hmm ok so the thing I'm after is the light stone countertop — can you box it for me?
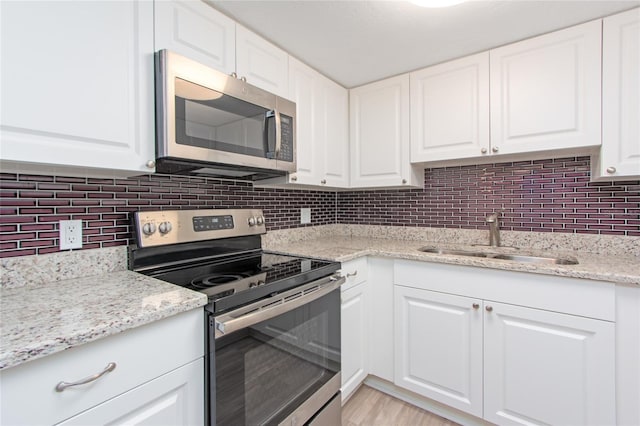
[266,236,640,286]
[0,270,207,371]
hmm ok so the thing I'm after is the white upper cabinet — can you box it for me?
[411,53,490,162]
[155,2,288,98]
[350,75,423,188]
[322,79,350,187]
[490,20,602,155]
[236,25,289,99]
[595,8,640,180]
[286,58,349,188]
[154,0,236,75]
[0,1,155,177]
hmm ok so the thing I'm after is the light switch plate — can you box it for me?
[300,208,311,224]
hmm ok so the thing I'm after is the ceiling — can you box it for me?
[209,0,639,88]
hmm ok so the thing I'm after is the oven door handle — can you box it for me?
[214,274,345,339]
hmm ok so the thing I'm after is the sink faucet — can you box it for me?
[486,212,501,247]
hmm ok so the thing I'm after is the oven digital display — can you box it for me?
[192,215,234,232]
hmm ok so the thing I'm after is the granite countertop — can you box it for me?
[0,270,207,371]
[267,236,640,286]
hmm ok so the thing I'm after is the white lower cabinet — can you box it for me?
[483,301,615,426]
[393,261,616,425]
[394,287,483,417]
[340,258,369,402]
[0,309,204,426]
[58,359,203,426]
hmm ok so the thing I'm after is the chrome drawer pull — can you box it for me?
[55,362,116,392]
[346,270,358,278]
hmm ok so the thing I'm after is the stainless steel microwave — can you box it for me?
[154,50,296,180]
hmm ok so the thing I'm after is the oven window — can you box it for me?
[213,290,340,425]
[174,77,274,158]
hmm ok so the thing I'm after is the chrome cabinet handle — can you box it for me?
[402,179,407,184]
[492,146,499,153]
[55,362,116,392]
[472,303,480,309]
[230,72,238,78]
[346,270,358,278]
[290,175,298,182]
[240,76,247,82]
[486,305,493,312]
[481,148,488,154]
[606,166,617,174]
[145,160,155,169]
[321,179,327,184]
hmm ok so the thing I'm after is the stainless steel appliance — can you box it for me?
[129,209,343,425]
[155,50,296,180]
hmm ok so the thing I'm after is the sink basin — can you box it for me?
[419,248,488,258]
[490,254,578,265]
[418,247,578,265]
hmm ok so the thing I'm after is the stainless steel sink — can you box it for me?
[419,248,488,258]
[418,247,578,265]
[490,254,578,265]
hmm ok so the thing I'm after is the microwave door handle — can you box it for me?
[274,109,282,157]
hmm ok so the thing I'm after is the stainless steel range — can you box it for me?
[129,209,344,426]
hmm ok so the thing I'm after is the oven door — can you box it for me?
[208,275,344,426]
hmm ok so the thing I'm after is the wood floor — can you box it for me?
[342,385,460,426]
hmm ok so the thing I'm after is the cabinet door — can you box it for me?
[154,0,236,75]
[598,8,640,179]
[0,1,155,176]
[394,286,483,417]
[288,57,322,185]
[236,25,289,99]
[58,359,204,426]
[411,53,490,162]
[341,281,369,402]
[484,302,615,426]
[490,20,602,155]
[350,75,422,188]
[321,79,350,188]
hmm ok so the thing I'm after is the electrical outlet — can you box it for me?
[59,220,83,250]
[300,208,311,224]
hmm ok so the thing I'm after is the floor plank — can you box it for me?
[342,385,460,426]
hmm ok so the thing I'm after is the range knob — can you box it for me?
[248,217,257,226]
[256,216,264,226]
[158,221,172,235]
[257,280,265,286]
[142,222,156,236]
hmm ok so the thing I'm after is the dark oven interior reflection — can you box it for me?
[212,289,340,425]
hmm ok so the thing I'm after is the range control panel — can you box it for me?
[133,209,266,248]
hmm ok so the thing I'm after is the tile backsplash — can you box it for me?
[338,156,640,236]
[0,173,336,258]
[1,156,639,258]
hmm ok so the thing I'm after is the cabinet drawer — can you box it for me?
[0,309,204,426]
[340,257,368,291]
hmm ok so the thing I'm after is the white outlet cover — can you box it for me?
[60,220,83,250]
[300,208,311,224]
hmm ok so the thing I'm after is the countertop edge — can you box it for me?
[0,272,208,372]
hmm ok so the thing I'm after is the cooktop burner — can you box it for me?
[190,273,250,289]
[148,252,339,313]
